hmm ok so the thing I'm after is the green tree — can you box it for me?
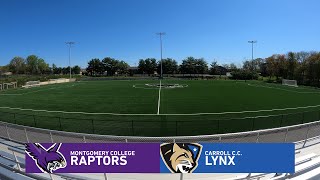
[180,57,196,75]
[72,65,81,74]
[305,52,320,86]
[209,61,218,75]
[295,51,311,84]
[25,55,49,74]
[102,57,118,76]
[52,64,60,74]
[265,54,286,80]
[286,52,298,80]
[101,57,129,76]
[26,55,39,74]
[266,55,276,79]
[180,57,208,75]
[9,56,26,74]
[145,58,157,75]
[157,58,178,74]
[229,63,237,71]
[242,58,264,73]
[62,67,69,75]
[0,65,10,75]
[138,59,146,74]
[86,58,104,76]
[138,58,157,75]
[117,61,129,75]
[38,58,50,74]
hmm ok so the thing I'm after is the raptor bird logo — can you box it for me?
[25,143,67,173]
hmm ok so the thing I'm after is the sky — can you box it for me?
[0,0,320,68]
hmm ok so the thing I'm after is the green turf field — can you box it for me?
[0,79,320,136]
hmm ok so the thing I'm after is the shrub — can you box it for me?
[230,70,259,80]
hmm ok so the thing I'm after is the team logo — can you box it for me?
[25,143,67,173]
[160,143,202,173]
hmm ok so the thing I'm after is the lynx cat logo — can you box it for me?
[160,143,202,173]
[25,143,67,173]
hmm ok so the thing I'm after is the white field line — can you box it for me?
[132,85,158,90]
[157,80,162,115]
[0,104,320,116]
[0,84,77,96]
[133,84,189,89]
[247,83,320,94]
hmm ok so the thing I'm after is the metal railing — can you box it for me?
[0,118,319,147]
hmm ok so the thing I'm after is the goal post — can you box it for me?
[282,79,298,87]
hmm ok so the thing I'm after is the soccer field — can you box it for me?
[1,79,320,136]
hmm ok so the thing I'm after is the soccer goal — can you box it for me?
[282,79,298,87]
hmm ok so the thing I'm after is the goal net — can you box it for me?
[282,79,298,87]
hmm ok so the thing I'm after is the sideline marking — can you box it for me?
[157,80,161,115]
[0,104,320,116]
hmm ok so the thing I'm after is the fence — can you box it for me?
[0,110,319,136]
[0,117,319,146]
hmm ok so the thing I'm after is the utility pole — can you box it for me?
[65,42,75,79]
[156,32,165,79]
[248,40,257,61]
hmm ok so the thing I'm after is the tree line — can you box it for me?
[237,51,320,87]
[86,51,320,87]
[86,57,129,76]
[262,51,320,87]
[3,50,320,87]
[86,57,209,76]
[86,56,248,77]
[2,55,81,75]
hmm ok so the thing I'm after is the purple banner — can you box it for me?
[25,143,294,174]
[25,143,160,173]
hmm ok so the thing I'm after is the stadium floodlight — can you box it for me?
[248,40,257,61]
[156,32,166,79]
[66,42,75,79]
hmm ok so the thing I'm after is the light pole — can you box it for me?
[248,40,257,61]
[66,42,75,79]
[156,32,165,79]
